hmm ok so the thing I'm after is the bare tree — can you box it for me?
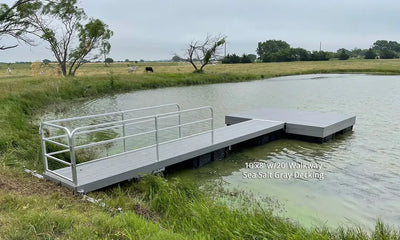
[182,34,225,73]
[0,0,37,50]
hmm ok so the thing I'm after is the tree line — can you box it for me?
[222,39,400,64]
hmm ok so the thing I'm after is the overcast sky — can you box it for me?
[2,0,400,62]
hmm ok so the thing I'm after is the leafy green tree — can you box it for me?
[240,54,252,63]
[222,54,255,64]
[101,41,111,66]
[292,48,310,61]
[256,40,290,62]
[222,54,240,64]
[337,48,350,60]
[349,48,366,58]
[171,55,182,62]
[24,0,113,76]
[261,48,310,62]
[105,57,113,64]
[0,0,38,50]
[364,48,376,59]
[380,48,396,59]
[42,58,51,64]
[247,54,257,62]
[372,40,398,59]
[310,51,330,61]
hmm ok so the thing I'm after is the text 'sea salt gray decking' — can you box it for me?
[225,108,356,139]
[42,106,355,193]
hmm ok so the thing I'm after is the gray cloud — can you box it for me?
[1,0,400,62]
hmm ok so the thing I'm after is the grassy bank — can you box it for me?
[1,175,398,239]
[1,59,400,239]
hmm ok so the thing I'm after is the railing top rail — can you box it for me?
[44,103,180,124]
[70,114,155,136]
[72,116,213,149]
[41,104,212,139]
[69,106,212,136]
[156,106,213,118]
[41,122,71,135]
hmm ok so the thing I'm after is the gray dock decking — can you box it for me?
[44,119,284,192]
[226,108,356,139]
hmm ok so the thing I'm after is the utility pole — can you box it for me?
[319,41,322,52]
[224,42,227,57]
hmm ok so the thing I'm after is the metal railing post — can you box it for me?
[68,134,78,186]
[155,116,160,161]
[210,108,214,144]
[177,104,182,138]
[121,112,126,152]
[39,124,48,171]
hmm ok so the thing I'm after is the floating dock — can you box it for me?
[226,108,356,143]
[40,104,355,193]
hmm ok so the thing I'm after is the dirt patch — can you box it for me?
[0,169,74,198]
[133,203,159,222]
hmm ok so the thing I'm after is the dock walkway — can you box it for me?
[41,104,355,193]
[44,119,283,192]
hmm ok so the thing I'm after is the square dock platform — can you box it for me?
[226,108,356,142]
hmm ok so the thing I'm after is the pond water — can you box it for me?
[48,74,400,229]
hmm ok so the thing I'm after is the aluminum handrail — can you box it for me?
[43,138,69,149]
[157,118,212,132]
[156,106,212,118]
[40,122,77,185]
[72,115,213,151]
[45,154,71,166]
[47,148,70,156]
[46,169,73,182]
[153,106,214,161]
[46,103,180,124]
[159,130,213,146]
[72,117,155,137]
[77,143,158,167]
[69,113,163,136]
[40,104,213,188]
[74,130,157,150]
[42,122,72,135]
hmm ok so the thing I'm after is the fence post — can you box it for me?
[68,134,78,186]
[121,112,126,152]
[210,107,214,144]
[155,116,160,161]
[39,124,48,171]
[177,104,182,138]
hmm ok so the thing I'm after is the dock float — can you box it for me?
[40,104,355,193]
[226,108,356,143]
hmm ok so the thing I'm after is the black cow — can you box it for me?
[145,67,154,72]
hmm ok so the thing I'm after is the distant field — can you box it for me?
[1,59,400,103]
[2,59,400,79]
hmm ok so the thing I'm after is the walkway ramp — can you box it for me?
[41,104,284,193]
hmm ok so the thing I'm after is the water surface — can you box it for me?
[48,74,400,229]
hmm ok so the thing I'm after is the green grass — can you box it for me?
[1,59,400,239]
[1,175,399,239]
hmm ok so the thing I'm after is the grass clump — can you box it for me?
[0,191,186,239]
